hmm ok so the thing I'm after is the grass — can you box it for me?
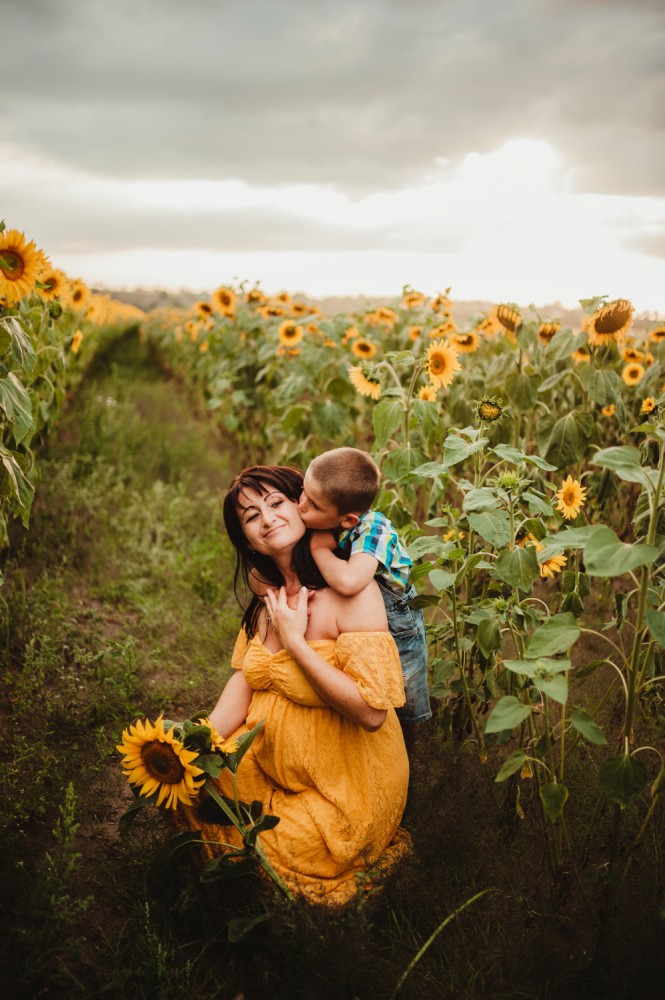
[1,329,664,998]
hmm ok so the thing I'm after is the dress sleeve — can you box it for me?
[230,628,250,671]
[334,632,406,710]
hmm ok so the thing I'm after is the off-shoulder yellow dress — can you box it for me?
[183,628,411,905]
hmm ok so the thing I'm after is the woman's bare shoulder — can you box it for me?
[331,580,389,634]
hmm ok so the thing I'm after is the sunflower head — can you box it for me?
[494,304,522,337]
[452,332,479,353]
[212,286,237,316]
[587,298,634,346]
[538,322,560,345]
[402,290,425,309]
[426,339,461,388]
[348,365,381,400]
[475,396,506,424]
[351,337,378,360]
[116,716,205,811]
[649,324,665,345]
[0,228,43,304]
[641,396,657,415]
[555,475,587,520]
[418,384,438,402]
[540,553,567,579]
[622,362,645,386]
[278,321,304,347]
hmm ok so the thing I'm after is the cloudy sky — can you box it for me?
[3,0,665,310]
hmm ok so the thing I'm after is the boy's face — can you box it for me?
[298,471,345,530]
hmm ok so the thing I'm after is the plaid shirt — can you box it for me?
[337,510,412,592]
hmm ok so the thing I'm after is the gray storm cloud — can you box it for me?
[3,0,665,197]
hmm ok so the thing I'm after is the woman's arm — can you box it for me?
[208,669,253,737]
[265,586,387,732]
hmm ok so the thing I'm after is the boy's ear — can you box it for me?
[339,512,361,529]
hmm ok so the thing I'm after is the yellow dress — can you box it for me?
[183,629,411,905]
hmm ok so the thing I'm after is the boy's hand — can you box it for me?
[309,530,337,555]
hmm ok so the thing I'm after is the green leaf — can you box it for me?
[118,794,149,837]
[429,569,457,592]
[583,526,658,578]
[492,444,557,471]
[569,707,607,745]
[540,782,569,822]
[578,365,622,406]
[477,618,502,657]
[542,411,594,468]
[407,535,449,560]
[0,316,36,373]
[0,372,33,444]
[495,750,528,782]
[373,398,403,448]
[644,608,665,647]
[467,509,511,548]
[441,433,488,467]
[505,372,538,412]
[311,400,349,440]
[492,545,540,592]
[0,447,35,524]
[225,720,264,774]
[384,446,426,482]
[600,754,649,808]
[462,487,500,513]
[526,613,580,657]
[533,670,568,705]
[544,327,586,364]
[591,445,656,489]
[484,695,532,734]
[523,490,555,516]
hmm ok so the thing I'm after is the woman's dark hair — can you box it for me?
[223,465,327,638]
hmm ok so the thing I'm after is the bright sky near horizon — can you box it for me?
[2,0,665,313]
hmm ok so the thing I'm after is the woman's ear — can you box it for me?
[339,512,361,529]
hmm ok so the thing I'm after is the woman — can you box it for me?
[185,465,410,905]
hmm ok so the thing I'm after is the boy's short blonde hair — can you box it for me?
[307,447,380,516]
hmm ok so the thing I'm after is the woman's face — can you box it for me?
[236,484,306,556]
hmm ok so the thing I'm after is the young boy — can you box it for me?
[298,447,431,746]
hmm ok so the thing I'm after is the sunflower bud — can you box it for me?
[49,301,63,318]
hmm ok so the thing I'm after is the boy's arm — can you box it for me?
[310,531,378,596]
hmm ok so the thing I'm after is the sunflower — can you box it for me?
[428,320,455,338]
[195,717,239,755]
[622,362,645,386]
[275,290,292,308]
[245,287,266,305]
[426,340,461,389]
[586,298,634,346]
[402,290,425,309]
[408,325,422,341]
[418,385,437,402]
[116,716,205,810]
[70,330,84,354]
[291,301,311,316]
[351,338,378,360]
[621,346,643,363]
[601,403,615,417]
[476,313,503,336]
[66,280,91,311]
[649,324,665,345]
[555,475,587,520]
[430,292,452,313]
[258,303,285,318]
[571,346,591,364]
[476,397,505,423]
[342,324,360,344]
[348,365,381,400]
[0,229,42,304]
[540,553,567,579]
[493,304,522,337]
[373,305,398,326]
[194,300,214,318]
[36,267,66,301]
[538,322,560,345]
[641,397,657,414]
[452,331,479,353]
[278,321,304,347]
[212,286,237,317]
[199,340,209,353]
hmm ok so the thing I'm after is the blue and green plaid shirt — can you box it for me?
[337,510,412,592]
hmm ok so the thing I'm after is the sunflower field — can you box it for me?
[2,217,665,997]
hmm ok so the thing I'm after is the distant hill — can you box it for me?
[97,288,655,331]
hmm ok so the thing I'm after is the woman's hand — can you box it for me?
[264,585,309,654]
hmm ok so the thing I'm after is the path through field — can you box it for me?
[1,328,663,999]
